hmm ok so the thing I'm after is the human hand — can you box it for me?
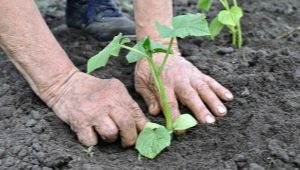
[134,54,233,124]
[46,72,148,147]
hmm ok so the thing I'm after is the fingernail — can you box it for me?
[218,106,227,115]
[225,92,233,100]
[205,115,216,124]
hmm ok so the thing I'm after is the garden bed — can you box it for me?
[0,0,300,169]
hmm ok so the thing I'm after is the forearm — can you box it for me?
[133,0,179,53]
[0,0,78,106]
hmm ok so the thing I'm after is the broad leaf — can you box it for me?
[155,13,210,39]
[135,122,171,159]
[218,10,235,26]
[230,6,243,24]
[173,114,197,131]
[209,17,224,38]
[125,41,145,63]
[217,6,243,27]
[87,34,129,73]
[155,23,174,38]
[197,0,214,11]
[126,39,169,63]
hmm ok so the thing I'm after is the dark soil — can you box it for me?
[1,0,300,169]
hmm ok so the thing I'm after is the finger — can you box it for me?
[191,79,227,116]
[204,75,234,101]
[93,115,118,143]
[74,126,98,146]
[126,102,149,132]
[109,108,137,147]
[175,83,215,124]
[135,86,160,115]
[163,88,181,120]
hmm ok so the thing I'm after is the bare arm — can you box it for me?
[0,0,147,147]
[0,0,77,107]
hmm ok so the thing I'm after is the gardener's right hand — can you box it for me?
[44,72,148,147]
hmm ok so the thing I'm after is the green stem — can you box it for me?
[121,45,148,57]
[237,22,243,48]
[121,43,173,130]
[233,0,238,6]
[147,56,172,130]
[219,0,229,10]
[158,37,174,75]
[232,30,236,46]
[157,77,172,130]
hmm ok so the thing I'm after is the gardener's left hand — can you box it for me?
[134,54,233,124]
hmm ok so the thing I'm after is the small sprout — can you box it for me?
[83,146,94,157]
[198,0,244,48]
[87,13,209,159]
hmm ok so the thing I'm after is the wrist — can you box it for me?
[38,67,79,108]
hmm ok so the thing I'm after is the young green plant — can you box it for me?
[83,146,94,157]
[197,0,243,48]
[86,13,210,159]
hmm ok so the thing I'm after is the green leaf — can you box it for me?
[87,33,129,73]
[135,122,171,159]
[218,10,235,26]
[155,13,210,39]
[197,0,214,11]
[230,6,243,24]
[145,122,164,129]
[173,114,197,131]
[125,41,145,63]
[126,39,169,63]
[217,6,243,27]
[209,17,224,38]
[142,37,151,52]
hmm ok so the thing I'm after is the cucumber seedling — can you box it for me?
[83,146,94,157]
[197,0,243,48]
[87,13,210,159]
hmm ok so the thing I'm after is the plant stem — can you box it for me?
[147,56,172,130]
[219,0,229,10]
[158,37,175,75]
[237,22,242,48]
[233,0,238,6]
[232,30,236,46]
[121,43,173,130]
[121,45,148,57]
[156,77,172,130]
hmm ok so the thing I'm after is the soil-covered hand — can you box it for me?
[46,72,148,147]
[135,54,233,124]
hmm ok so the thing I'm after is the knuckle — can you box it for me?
[167,101,178,109]
[198,105,208,114]
[180,88,196,100]
[117,115,131,127]
[104,131,118,140]
[125,138,136,146]
[135,85,148,94]
[110,78,125,89]
[128,103,142,113]
[196,82,210,92]
[70,119,88,133]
